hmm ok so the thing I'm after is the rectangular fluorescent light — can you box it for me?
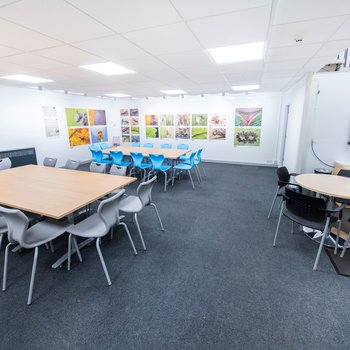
[68,91,85,96]
[105,93,131,98]
[1,74,53,83]
[160,89,187,95]
[80,62,135,75]
[208,42,264,64]
[232,84,259,91]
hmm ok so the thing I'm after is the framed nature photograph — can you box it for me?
[234,127,261,146]
[209,127,226,140]
[235,108,262,127]
[192,127,207,140]
[176,114,190,126]
[145,114,159,126]
[160,114,174,126]
[160,127,174,139]
[209,114,226,127]
[192,114,208,127]
[146,126,159,138]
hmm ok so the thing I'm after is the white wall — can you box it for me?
[132,93,282,165]
[300,72,350,172]
[0,85,122,167]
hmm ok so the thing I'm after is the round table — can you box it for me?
[295,174,350,247]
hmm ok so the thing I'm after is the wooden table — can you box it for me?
[0,165,136,219]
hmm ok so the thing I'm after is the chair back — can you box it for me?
[276,166,290,187]
[92,150,106,163]
[338,169,350,178]
[97,190,125,231]
[64,160,80,170]
[196,148,203,162]
[99,142,109,150]
[0,157,11,170]
[187,152,196,167]
[143,143,154,148]
[130,152,144,168]
[90,162,106,173]
[177,144,189,150]
[137,176,157,207]
[110,165,127,176]
[284,187,327,223]
[88,144,100,152]
[149,154,165,171]
[43,157,57,167]
[110,150,124,165]
[161,143,172,149]
[131,142,141,147]
[0,206,28,246]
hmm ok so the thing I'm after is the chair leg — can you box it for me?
[164,172,167,192]
[49,241,55,253]
[150,203,164,231]
[67,233,72,271]
[334,219,342,255]
[2,243,12,291]
[267,187,279,219]
[188,170,195,189]
[27,246,39,305]
[0,233,3,252]
[313,217,331,271]
[72,235,82,262]
[172,169,176,186]
[119,222,137,256]
[200,162,206,178]
[134,213,146,250]
[195,166,201,183]
[110,227,114,240]
[341,231,350,258]
[95,237,111,286]
[273,202,284,247]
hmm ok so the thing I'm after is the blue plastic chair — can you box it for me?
[89,145,109,161]
[99,142,109,150]
[178,144,190,161]
[172,152,198,189]
[161,143,172,149]
[110,151,131,167]
[184,148,204,181]
[131,142,141,147]
[149,154,171,192]
[91,150,113,165]
[130,152,152,181]
[143,143,154,148]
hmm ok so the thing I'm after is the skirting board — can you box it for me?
[202,159,277,167]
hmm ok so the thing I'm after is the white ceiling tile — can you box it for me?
[172,0,271,20]
[2,53,69,70]
[0,18,62,51]
[264,59,308,71]
[188,6,271,48]
[66,0,181,33]
[266,43,322,62]
[0,60,38,74]
[270,16,347,48]
[118,56,171,73]
[217,61,263,74]
[317,39,350,57]
[0,0,113,43]
[73,35,148,61]
[123,23,202,55]
[33,45,103,66]
[331,17,350,40]
[302,56,337,72]
[273,0,350,24]
[0,44,22,57]
[142,69,188,82]
[262,70,297,80]
[157,50,214,69]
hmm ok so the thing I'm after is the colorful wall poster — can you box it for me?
[131,126,140,134]
[235,108,262,127]
[130,108,139,116]
[122,126,130,134]
[145,114,158,126]
[90,126,108,143]
[42,106,57,118]
[160,114,174,126]
[209,114,226,127]
[89,109,106,126]
[68,127,91,146]
[234,128,261,146]
[160,127,174,139]
[120,109,129,116]
[131,135,140,143]
[192,127,207,140]
[122,135,131,143]
[176,127,190,139]
[176,114,190,126]
[131,117,139,126]
[65,108,88,127]
[146,126,159,138]
[192,114,208,126]
[121,117,129,126]
[209,128,226,141]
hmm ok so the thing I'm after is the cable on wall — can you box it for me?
[310,139,334,168]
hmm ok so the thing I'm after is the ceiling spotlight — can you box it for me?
[146,96,149,100]
[163,95,166,99]
[181,94,184,98]
[201,93,204,97]
[222,92,225,96]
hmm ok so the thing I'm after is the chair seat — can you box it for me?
[137,163,152,170]
[117,161,131,167]
[67,213,107,238]
[25,219,72,247]
[184,159,199,165]
[174,163,193,171]
[101,159,113,165]
[283,210,338,231]
[179,155,189,161]
[119,196,143,213]
[154,165,171,172]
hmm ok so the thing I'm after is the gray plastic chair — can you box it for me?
[0,158,11,170]
[119,176,164,251]
[0,206,71,305]
[0,216,7,252]
[110,164,127,176]
[43,157,57,167]
[63,160,80,170]
[90,162,106,173]
[66,190,137,285]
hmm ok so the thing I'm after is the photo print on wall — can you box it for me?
[234,128,261,146]
[176,114,190,126]
[176,127,190,139]
[235,108,262,127]
[91,126,108,143]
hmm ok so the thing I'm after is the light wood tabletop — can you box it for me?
[295,173,350,199]
[0,165,136,219]
[104,146,190,159]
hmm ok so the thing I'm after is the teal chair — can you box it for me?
[89,145,109,161]
[143,143,154,148]
[131,142,141,147]
[149,154,171,192]
[184,148,204,181]
[99,142,109,150]
[92,150,113,165]
[129,152,152,181]
[161,143,172,149]
[172,152,199,189]
[178,144,190,161]
[110,150,131,167]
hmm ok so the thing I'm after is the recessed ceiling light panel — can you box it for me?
[160,89,187,95]
[80,62,135,75]
[232,84,259,91]
[1,74,53,83]
[208,42,264,64]
[105,93,131,98]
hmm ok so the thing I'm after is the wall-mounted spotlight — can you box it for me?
[163,95,165,99]
[201,93,204,97]
[222,92,225,96]
[181,94,184,98]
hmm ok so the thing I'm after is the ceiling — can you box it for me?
[0,0,350,97]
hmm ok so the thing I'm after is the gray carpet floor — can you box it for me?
[0,162,349,350]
